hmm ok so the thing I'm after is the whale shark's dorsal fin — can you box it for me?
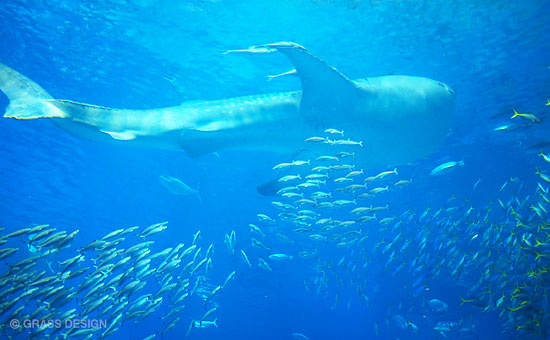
[252,42,361,112]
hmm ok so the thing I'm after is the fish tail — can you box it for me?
[511,109,520,119]
[0,63,66,119]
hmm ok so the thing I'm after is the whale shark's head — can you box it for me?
[348,75,456,167]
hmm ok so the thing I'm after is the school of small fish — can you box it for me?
[2,115,550,339]
[234,125,550,339]
[0,222,234,339]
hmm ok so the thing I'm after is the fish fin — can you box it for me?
[0,63,67,119]
[180,143,215,158]
[223,46,277,55]
[267,69,297,81]
[253,42,360,112]
[47,261,55,274]
[179,130,226,157]
[256,178,285,196]
[213,318,218,328]
[100,129,137,141]
[52,99,123,120]
[54,99,112,110]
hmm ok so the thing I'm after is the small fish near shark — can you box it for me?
[0,42,455,168]
[159,175,201,200]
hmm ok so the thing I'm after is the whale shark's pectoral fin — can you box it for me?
[252,42,360,111]
[256,178,284,196]
[179,130,226,158]
[180,142,212,158]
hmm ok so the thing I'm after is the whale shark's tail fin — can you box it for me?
[0,63,66,119]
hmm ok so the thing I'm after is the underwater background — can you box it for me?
[0,0,549,339]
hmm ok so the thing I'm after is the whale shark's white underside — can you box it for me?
[0,42,455,168]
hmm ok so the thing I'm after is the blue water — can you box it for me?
[0,1,549,339]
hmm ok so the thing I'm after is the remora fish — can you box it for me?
[0,42,454,167]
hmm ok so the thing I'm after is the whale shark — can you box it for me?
[0,42,455,168]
